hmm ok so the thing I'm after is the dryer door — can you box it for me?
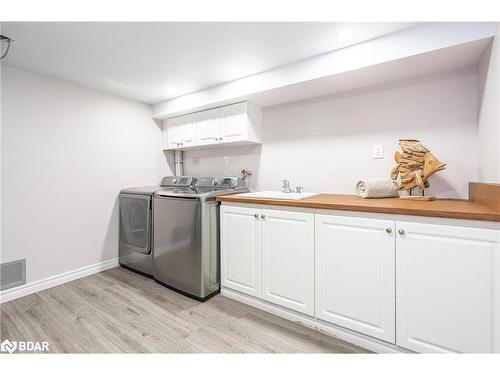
[119,194,151,254]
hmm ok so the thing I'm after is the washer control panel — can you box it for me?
[160,176,196,187]
[196,176,238,189]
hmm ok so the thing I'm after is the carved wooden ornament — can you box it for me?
[391,139,446,192]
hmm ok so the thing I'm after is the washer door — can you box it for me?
[119,194,151,254]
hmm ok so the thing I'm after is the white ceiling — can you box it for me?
[1,22,416,104]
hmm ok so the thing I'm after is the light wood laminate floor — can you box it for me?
[1,267,370,353]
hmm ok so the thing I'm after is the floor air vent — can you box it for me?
[1,259,26,291]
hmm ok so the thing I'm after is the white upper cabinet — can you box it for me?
[396,221,500,353]
[180,114,196,147]
[219,102,247,142]
[163,116,181,149]
[163,114,196,149]
[315,214,396,343]
[162,102,262,150]
[261,209,315,316]
[195,108,221,146]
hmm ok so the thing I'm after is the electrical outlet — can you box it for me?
[373,144,384,159]
[223,156,229,165]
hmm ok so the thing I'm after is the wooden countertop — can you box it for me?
[217,183,500,222]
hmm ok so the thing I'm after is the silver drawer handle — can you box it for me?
[261,214,266,219]
[386,228,392,234]
[254,213,259,219]
[398,229,406,235]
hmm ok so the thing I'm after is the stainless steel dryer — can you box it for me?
[153,176,249,300]
[118,176,196,276]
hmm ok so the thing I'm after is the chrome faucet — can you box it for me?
[281,179,304,194]
[281,179,292,193]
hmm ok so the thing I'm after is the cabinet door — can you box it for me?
[315,214,396,343]
[178,114,196,147]
[220,206,262,297]
[219,103,247,143]
[165,117,181,149]
[261,209,315,316]
[396,222,500,353]
[195,108,220,146]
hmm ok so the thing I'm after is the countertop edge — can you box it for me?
[216,195,500,223]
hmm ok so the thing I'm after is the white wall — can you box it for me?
[478,26,500,182]
[1,66,170,284]
[184,67,479,199]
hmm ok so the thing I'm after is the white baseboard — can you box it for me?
[0,258,119,304]
[221,287,408,354]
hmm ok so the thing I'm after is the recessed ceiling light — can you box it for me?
[337,28,354,41]
[167,87,177,96]
[229,65,240,75]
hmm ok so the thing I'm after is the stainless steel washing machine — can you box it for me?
[153,176,249,300]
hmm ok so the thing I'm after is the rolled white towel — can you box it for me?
[356,179,399,198]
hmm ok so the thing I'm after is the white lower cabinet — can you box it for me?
[221,205,500,353]
[220,206,261,297]
[220,206,315,315]
[315,214,396,343]
[396,221,500,353]
[261,209,315,316]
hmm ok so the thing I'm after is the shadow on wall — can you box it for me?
[101,196,120,262]
[163,150,176,173]
[153,118,163,131]
[477,40,493,118]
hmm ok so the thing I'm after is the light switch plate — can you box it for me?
[373,144,384,159]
